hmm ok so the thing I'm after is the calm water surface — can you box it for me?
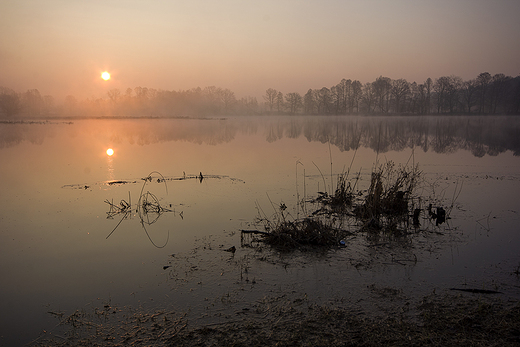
[1,115,519,345]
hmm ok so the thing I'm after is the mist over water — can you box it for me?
[0,115,519,345]
[2,115,519,155]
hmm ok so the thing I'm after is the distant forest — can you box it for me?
[1,72,519,117]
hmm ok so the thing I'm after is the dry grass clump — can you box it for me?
[253,160,423,251]
[315,172,359,211]
[262,218,349,250]
[316,161,423,234]
[353,161,421,233]
[253,201,350,251]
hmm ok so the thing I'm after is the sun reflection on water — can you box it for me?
[106,148,114,180]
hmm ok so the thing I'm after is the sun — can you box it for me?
[101,71,111,81]
[106,148,114,156]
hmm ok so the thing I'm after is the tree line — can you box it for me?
[268,72,520,115]
[1,72,519,117]
[0,86,257,118]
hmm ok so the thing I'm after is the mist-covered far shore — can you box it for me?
[1,72,520,119]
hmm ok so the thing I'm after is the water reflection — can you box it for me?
[107,152,115,180]
[105,172,176,248]
[1,116,519,346]
[1,116,518,157]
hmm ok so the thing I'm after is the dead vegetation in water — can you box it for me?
[252,200,351,251]
[29,303,188,347]
[353,161,421,233]
[261,217,350,250]
[30,294,520,347]
[62,172,243,190]
[249,159,445,252]
[105,171,180,248]
[314,161,423,233]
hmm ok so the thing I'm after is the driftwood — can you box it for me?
[450,288,502,294]
[240,229,269,235]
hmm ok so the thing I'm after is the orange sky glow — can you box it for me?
[1,0,519,101]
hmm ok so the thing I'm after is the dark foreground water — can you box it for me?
[0,115,519,345]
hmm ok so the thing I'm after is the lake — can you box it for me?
[1,115,519,345]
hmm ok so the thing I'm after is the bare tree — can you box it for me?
[0,87,21,117]
[276,91,284,113]
[425,78,432,114]
[237,96,259,114]
[218,88,236,113]
[285,92,303,114]
[351,80,362,113]
[134,86,149,101]
[461,79,478,113]
[330,85,342,114]
[107,89,121,104]
[304,89,317,114]
[340,79,352,114]
[361,82,375,113]
[408,82,420,114]
[446,76,463,113]
[434,76,462,114]
[476,72,492,114]
[372,76,392,113]
[434,76,450,113]
[490,73,509,114]
[23,89,43,116]
[316,87,332,114]
[263,88,278,112]
[42,95,55,115]
[203,86,222,113]
[391,78,410,113]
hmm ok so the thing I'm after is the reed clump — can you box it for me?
[313,161,422,235]
[315,171,359,212]
[253,160,423,251]
[312,161,422,235]
[353,161,421,233]
[262,218,348,250]
[253,202,350,251]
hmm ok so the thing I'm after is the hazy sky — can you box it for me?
[1,0,519,101]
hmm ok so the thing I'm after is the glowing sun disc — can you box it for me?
[106,148,114,156]
[101,71,111,81]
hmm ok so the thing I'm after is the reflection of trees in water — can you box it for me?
[126,116,519,157]
[265,116,519,157]
[0,122,56,148]
[265,122,285,143]
[285,119,302,139]
[1,116,519,157]
[329,120,362,152]
[430,118,460,154]
[115,119,239,146]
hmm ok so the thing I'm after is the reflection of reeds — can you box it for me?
[105,171,176,248]
[354,161,421,233]
[105,198,131,218]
